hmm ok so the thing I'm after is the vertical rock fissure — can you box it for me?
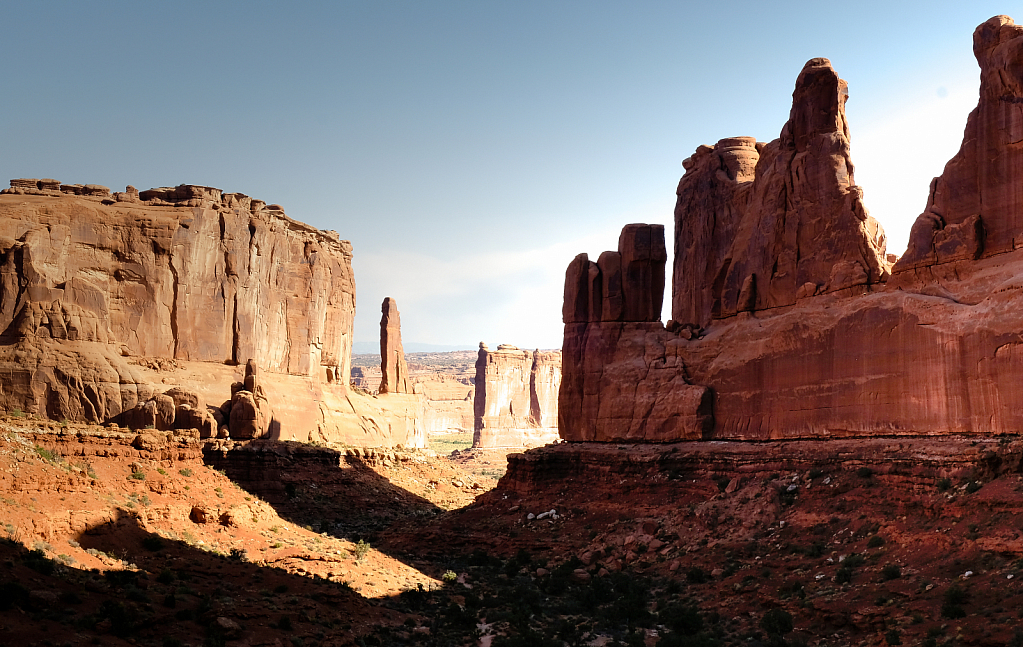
[168,252,180,357]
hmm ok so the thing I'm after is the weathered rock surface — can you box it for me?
[473,343,560,449]
[378,297,410,394]
[414,375,474,434]
[0,180,422,448]
[672,58,889,329]
[895,16,1023,274]
[0,183,354,384]
[560,226,712,442]
[560,17,1023,442]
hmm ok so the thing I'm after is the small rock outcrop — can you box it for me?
[378,297,410,394]
[472,343,561,448]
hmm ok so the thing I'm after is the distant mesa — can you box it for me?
[474,344,560,449]
[560,15,1023,442]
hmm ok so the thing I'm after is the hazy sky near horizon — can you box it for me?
[0,1,1010,350]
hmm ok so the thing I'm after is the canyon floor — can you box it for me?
[2,416,1023,647]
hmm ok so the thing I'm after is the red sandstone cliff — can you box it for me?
[473,343,560,449]
[560,15,1023,442]
[0,182,421,447]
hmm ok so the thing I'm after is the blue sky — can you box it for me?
[1,1,1010,350]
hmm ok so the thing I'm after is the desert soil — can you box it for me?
[3,415,1023,647]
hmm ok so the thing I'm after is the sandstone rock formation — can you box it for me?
[560,16,1023,442]
[0,180,423,448]
[415,375,474,435]
[560,226,712,442]
[672,59,889,329]
[895,16,1023,273]
[378,297,410,394]
[473,343,561,449]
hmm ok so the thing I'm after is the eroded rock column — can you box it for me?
[378,297,410,394]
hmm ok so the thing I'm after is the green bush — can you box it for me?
[129,471,145,480]
[867,535,885,548]
[937,477,951,491]
[856,467,874,478]
[178,468,193,477]
[353,539,370,561]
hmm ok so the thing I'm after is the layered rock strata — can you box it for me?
[0,180,422,447]
[472,343,561,448]
[378,297,410,394]
[560,16,1023,442]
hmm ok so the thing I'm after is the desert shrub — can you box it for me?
[33,445,54,462]
[856,467,874,478]
[867,535,885,548]
[179,468,193,477]
[23,549,55,575]
[885,628,902,645]
[881,564,901,580]
[941,584,968,618]
[937,477,951,491]
[835,566,853,584]
[965,481,982,494]
[129,471,145,480]
[104,569,138,588]
[142,535,165,551]
[686,566,709,584]
[660,602,703,635]
[99,599,140,636]
[353,539,370,561]
[760,607,793,635]
[843,553,865,568]
[442,570,457,583]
